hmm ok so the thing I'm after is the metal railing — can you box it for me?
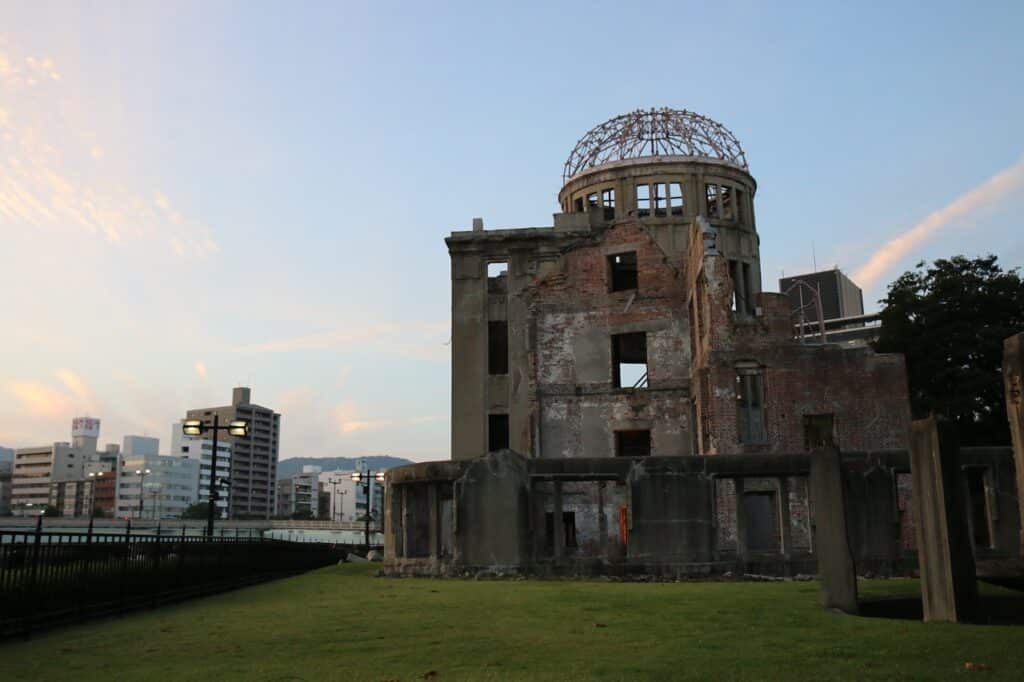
[0,519,347,639]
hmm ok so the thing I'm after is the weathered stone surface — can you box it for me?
[1003,333,1024,556]
[808,448,858,614]
[910,417,978,623]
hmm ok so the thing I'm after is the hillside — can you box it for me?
[277,455,414,479]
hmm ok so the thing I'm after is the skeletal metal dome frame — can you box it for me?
[563,108,748,183]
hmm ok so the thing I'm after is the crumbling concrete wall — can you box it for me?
[686,220,911,455]
[529,220,693,457]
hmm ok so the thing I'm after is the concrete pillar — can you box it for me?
[909,417,978,623]
[809,448,858,614]
[778,477,793,563]
[734,477,747,566]
[428,483,439,560]
[553,480,565,559]
[1003,333,1024,556]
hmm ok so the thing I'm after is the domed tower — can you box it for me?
[447,108,759,461]
[559,108,761,308]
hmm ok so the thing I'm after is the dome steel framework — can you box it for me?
[563,108,748,183]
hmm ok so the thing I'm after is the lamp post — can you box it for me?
[328,478,348,521]
[87,471,105,518]
[135,468,151,519]
[182,415,248,538]
[350,469,385,553]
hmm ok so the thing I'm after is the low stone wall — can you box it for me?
[383,448,1019,578]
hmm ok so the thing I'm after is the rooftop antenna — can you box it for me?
[811,241,818,273]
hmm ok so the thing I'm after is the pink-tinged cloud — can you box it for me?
[334,401,390,434]
[54,369,94,407]
[238,321,448,360]
[0,42,219,258]
[194,361,208,380]
[853,158,1024,290]
[6,381,73,418]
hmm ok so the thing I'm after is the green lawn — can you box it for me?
[2,564,1022,681]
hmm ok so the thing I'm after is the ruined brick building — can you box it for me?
[383,109,1019,576]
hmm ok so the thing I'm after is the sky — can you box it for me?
[1,1,1022,461]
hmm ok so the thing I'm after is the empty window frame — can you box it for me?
[612,332,648,388]
[608,251,638,292]
[669,182,684,215]
[574,197,584,212]
[488,320,509,375]
[488,414,510,452]
[615,430,651,457]
[487,261,508,294]
[653,183,668,216]
[601,187,616,219]
[720,185,735,220]
[635,184,651,217]
[587,192,599,208]
[736,189,745,223]
[705,184,720,219]
[735,365,767,443]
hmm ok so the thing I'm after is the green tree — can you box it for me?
[181,502,210,520]
[290,508,314,520]
[42,505,60,517]
[874,255,1024,445]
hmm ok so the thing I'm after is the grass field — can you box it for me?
[1,564,1022,681]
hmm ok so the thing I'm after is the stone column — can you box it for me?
[734,477,747,568]
[428,483,439,561]
[809,448,858,614]
[1003,333,1024,556]
[553,480,565,559]
[909,417,978,623]
[778,477,793,565]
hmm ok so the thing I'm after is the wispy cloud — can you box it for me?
[0,40,219,258]
[194,362,208,380]
[853,158,1024,289]
[6,381,73,418]
[237,321,448,360]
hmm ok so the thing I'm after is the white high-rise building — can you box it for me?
[116,455,200,520]
[122,435,159,459]
[170,423,232,519]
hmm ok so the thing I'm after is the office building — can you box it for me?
[116,455,200,520]
[186,387,280,519]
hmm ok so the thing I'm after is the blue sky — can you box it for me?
[1,1,1022,460]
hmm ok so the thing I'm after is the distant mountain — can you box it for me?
[276,455,414,479]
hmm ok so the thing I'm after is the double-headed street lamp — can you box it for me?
[135,468,151,519]
[350,469,385,552]
[182,415,248,538]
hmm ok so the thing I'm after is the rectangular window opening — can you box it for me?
[612,332,648,389]
[705,184,720,219]
[487,261,508,294]
[601,188,615,219]
[743,491,779,551]
[615,430,651,457]
[608,251,638,292]
[587,192,599,207]
[736,189,745,223]
[736,366,766,443]
[574,197,584,212]
[488,320,509,375]
[488,414,509,452]
[635,184,650,217]
[669,182,684,215]
[653,183,667,217]
[545,511,579,551]
[721,185,735,221]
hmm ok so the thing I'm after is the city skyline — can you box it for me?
[2,2,1022,460]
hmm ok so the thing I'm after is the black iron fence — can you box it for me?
[0,520,347,639]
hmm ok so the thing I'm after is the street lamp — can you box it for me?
[135,469,151,519]
[350,469,386,552]
[328,478,348,521]
[87,471,105,518]
[182,415,248,538]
